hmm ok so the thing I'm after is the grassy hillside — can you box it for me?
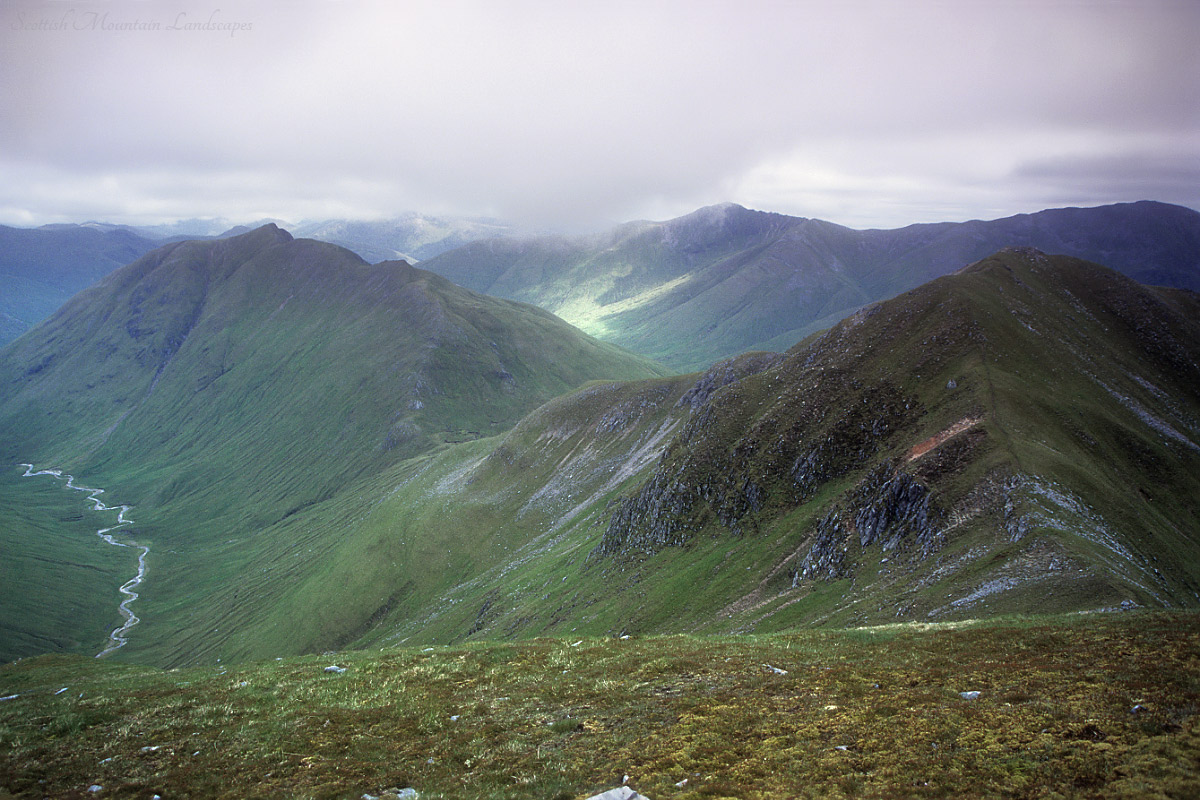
[0,226,669,665]
[420,201,1200,370]
[273,250,1200,657]
[1,612,1197,799]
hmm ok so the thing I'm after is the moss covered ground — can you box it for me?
[2,612,1197,799]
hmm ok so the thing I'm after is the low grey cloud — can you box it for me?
[2,0,1197,230]
[1011,148,1200,208]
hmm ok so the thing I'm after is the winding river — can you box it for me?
[19,464,149,658]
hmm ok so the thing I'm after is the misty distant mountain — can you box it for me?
[171,214,516,261]
[123,218,251,240]
[0,223,159,347]
[6,201,1198,364]
[420,200,1200,369]
[289,214,515,263]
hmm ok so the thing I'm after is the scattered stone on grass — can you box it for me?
[324,665,347,674]
[586,787,650,800]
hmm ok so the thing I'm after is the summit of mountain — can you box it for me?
[289,213,515,263]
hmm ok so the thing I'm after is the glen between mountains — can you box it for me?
[0,210,1197,667]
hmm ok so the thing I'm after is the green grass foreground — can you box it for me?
[1,613,1198,799]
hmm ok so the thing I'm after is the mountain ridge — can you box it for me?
[420,200,1200,369]
[6,200,1197,364]
[319,249,1200,653]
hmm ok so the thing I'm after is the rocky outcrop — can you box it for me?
[851,462,938,554]
[592,373,921,559]
[789,384,916,501]
[676,352,784,410]
[793,508,853,582]
[791,461,942,582]
[591,465,703,557]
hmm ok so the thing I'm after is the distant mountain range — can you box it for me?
[5,201,1198,363]
[419,200,1200,369]
[0,224,160,347]
[74,213,515,258]
[2,229,1197,665]
[288,214,514,263]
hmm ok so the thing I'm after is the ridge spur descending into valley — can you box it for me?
[18,464,146,657]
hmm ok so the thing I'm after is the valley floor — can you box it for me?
[1,612,1197,799]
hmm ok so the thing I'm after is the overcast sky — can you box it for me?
[2,0,1198,231]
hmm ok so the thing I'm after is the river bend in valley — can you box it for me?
[19,464,148,658]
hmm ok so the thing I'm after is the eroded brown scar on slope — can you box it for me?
[905,415,983,463]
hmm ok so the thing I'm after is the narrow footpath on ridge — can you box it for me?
[19,464,149,658]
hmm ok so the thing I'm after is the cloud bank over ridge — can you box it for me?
[2,0,1197,230]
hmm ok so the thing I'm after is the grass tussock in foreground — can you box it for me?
[1,613,1198,800]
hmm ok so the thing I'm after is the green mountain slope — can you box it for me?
[420,201,1200,369]
[0,225,668,664]
[284,249,1199,656]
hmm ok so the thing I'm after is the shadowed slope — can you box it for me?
[0,224,158,347]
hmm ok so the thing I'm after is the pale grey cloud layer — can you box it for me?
[2,0,1197,230]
